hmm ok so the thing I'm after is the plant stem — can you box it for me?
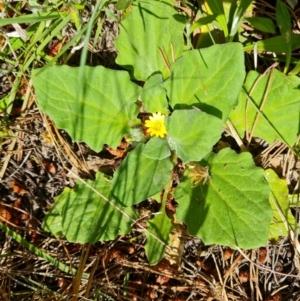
[170,150,178,166]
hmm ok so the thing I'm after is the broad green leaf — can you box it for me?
[145,212,173,265]
[244,17,276,34]
[32,66,141,151]
[166,109,222,163]
[264,169,296,244]
[164,43,245,121]
[141,73,169,115]
[112,144,173,206]
[115,0,185,80]
[142,138,171,160]
[229,70,300,147]
[243,33,300,53]
[42,197,65,237]
[175,148,272,249]
[43,173,137,243]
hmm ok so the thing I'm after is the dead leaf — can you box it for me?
[48,40,64,57]
[164,231,184,266]
[239,270,249,283]
[223,248,233,260]
[10,181,27,195]
[0,204,12,222]
[258,247,267,264]
[43,161,57,174]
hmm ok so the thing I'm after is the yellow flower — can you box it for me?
[145,112,167,138]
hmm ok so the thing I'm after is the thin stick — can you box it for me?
[226,120,247,152]
[236,247,300,279]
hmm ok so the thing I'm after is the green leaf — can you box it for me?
[276,1,291,38]
[175,148,272,249]
[276,0,292,73]
[289,194,300,207]
[205,0,228,39]
[244,33,300,53]
[112,144,173,206]
[142,138,171,160]
[164,43,245,121]
[0,12,61,26]
[166,109,222,163]
[289,59,300,75]
[264,169,296,244]
[229,70,300,147]
[229,0,253,38]
[43,173,137,243]
[244,17,276,34]
[42,197,65,237]
[32,66,141,151]
[189,14,217,34]
[145,212,173,265]
[141,73,169,115]
[116,0,133,10]
[115,0,185,80]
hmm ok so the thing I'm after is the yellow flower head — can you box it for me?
[145,112,167,138]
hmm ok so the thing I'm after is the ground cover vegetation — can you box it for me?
[0,0,300,299]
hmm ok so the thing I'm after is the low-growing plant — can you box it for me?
[30,0,300,265]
